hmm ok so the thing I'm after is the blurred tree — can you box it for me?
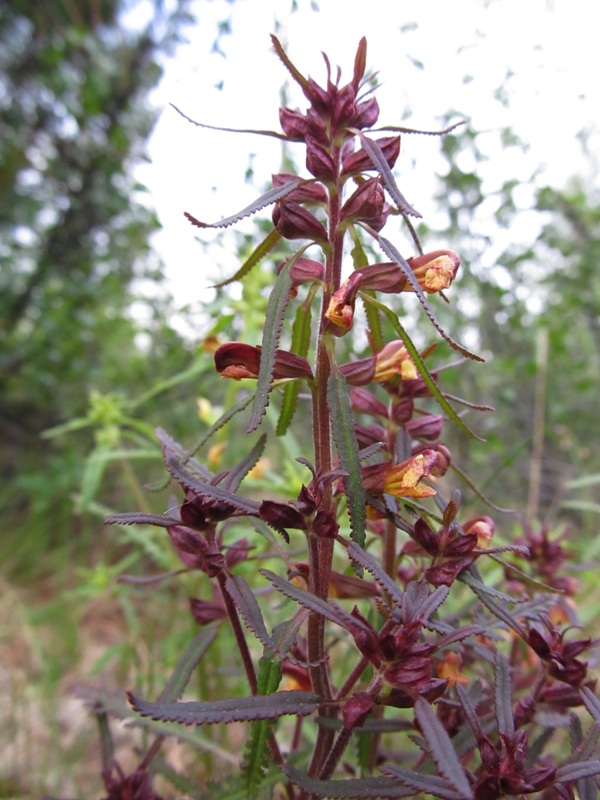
[0,0,200,569]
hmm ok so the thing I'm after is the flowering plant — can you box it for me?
[103,36,600,800]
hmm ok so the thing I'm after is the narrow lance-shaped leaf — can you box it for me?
[373,119,466,136]
[556,761,600,783]
[455,683,485,743]
[270,34,311,94]
[213,228,282,289]
[159,626,219,703]
[166,458,261,516]
[276,284,316,436]
[186,392,256,460]
[184,179,302,230]
[222,433,267,492]
[327,361,367,548]
[360,292,483,441]
[352,130,422,218]
[128,690,319,726]
[242,651,283,800]
[105,511,182,528]
[494,650,514,739]
[225,574,274,652]
[284,765,417,798]
[460,568,527,639]
[363,231,484,364]
[171,102,287,140]
[414,697,474,799]
[247,246,310,433]
[347,540,403,606]
[379,765,469,800]
[260,569,372,637]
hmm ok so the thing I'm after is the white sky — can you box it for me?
[141,0,599,306]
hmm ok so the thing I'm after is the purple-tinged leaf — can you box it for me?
[456,683,485,743]
[347,540,403,605]
[580,685,600,721]
[352,130,422,218]
[247,247,309,433]
[118,569,188,585]
[565,719,600,766]
[166,458,261,516]
[459,569,523,604]
[328,363,367,549]
[380,766,471,800]
[414,697,473,799]
[414,585,450,624]
[461,572,527,639]
[260,569,372,637]
[128,689,319,725]
[489,554,562,594]
[360,293,483,441]
[184,180,301,230]
[225,575,273,652]
[449,462,514,512]
[556,761,600,783]
[373,119,466,136]
[363,236,484,364]
[270,35,311,94]
[171,101,287,140]
[158,626,218,703]
[222,433,267,493]
[436,624,484,649]
[284,765,415,798]
[212,228,282,289]
[494,651,514,739]
[105,511,181,528]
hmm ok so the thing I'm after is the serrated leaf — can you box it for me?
[184,180,300,230]
[270,35,311,93]
[247,247,309,433]
[374,120,466,137]
[556,760,600,783]
[284,765,415,798]
[105,511,182,527]
[186,393,256,459]
[380,765,469,800]
[222,433,267,492]
[414,698,473,799]
[213,228,282,288]
[328,364,367,548]
[494,651,514,738]
[159,626,219,703]
[128,689,319,725]
[171,102,286,140]
[455,683,484,742]
[360,292,483,441]
[166,457,261,516]
[352,131,421,218]
[242,652,283,799]
[580,686,600,721]
[225,574,273,651]
[260,569,372,637]
[347,540,403,605]
[362,235,484,364]
[461,573,527,639]
[276,286,315,436]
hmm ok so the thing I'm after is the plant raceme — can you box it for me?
[104,36,600,800]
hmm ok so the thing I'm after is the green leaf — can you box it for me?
[494,651,514,738]
[186,392,256,459]
[159,626,219,703]
[327,362,367,548]
[242,652,283,799]
[276,284,316,436]
[360,292,483,441]
[222,433,267,492]
[247,246,309,433]
[212,228,282,289]
[128,689,319,725]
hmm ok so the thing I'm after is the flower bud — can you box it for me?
[340,177,385,224]
[305,135,337,182]
[463,516,495,547]
[406,413,444,441]
[356,262,407,293]
[350,387,388,418]
[279,107,307,141]
[342,136,400,175]
[353,96,380,129]
[189,597,227,626]
[272,173,328,205]
[332,83,357,131]
[273,200,328,242]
